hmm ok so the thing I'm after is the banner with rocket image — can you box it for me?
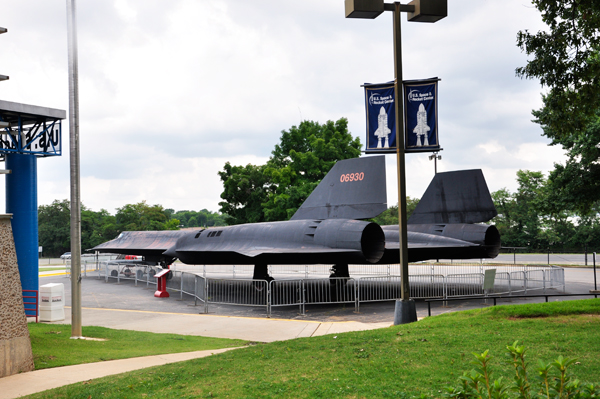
[403,78,440,152]
[363,82,396,154]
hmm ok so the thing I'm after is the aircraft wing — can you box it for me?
[379,225,500,263]
[91,230,188,264]
[233,247,364,257]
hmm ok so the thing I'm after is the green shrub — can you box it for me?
[444,341,600,399]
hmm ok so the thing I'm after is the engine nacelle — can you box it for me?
[408,223,501,258]
[313,219,385,263]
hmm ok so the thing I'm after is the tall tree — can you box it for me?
[172,209,226,227]
[516,0,600,139]
[218,163,271,225]
[38,199,71,257]
[263,118,362,221]
[81,208,118,250]
[490,170,599,250]
[544,113,600,215]
[115,201,179,232]
[371,198,420,226]
[219,118,362,224]
[517,1,600,213]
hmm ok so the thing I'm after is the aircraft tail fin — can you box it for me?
[291,156,387,221]
[408,169,497,224]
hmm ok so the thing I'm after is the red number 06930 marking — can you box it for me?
[340,172,364,183]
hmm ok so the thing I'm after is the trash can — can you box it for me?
[39,283,65,322]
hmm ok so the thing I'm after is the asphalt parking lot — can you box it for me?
[39,266,600,323]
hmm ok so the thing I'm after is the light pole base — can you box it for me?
[393,299,417,325]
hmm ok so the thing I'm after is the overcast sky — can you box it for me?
[0,0,564,215]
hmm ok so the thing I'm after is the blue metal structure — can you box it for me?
[1,100,65,295]
[0,100,63,158]
[5,154,38,293]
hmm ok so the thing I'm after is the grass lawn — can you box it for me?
[28,323,247,370]
[25,299,600,398]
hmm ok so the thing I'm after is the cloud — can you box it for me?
[0,0,565,215]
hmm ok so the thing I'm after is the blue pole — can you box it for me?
[5,153,38,294]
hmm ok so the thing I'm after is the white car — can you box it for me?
[60,252,71,259]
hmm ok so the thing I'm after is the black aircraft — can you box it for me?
[92,155,501,280]
[375,169,501,274]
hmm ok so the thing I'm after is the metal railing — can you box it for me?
[97,262,566,317]
[22,290,38,322]
[425,293,600,317]
[65,259,103,278]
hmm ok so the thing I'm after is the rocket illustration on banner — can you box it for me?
[413,103,430,146]
[374,106,391,148]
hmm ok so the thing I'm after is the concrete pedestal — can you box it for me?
[393,299,417,325]
[0,214,34,377]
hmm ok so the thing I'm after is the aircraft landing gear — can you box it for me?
[329,263,349,302]
[252,263,273,292]
[329,263,350,279]
[159,261,173,280]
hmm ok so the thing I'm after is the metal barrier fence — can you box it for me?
[97,262,566,317]
[22,290,39,322]
[170,264,403,279]
[65,259,104,278]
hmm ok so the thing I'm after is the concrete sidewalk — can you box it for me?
[0,307,391,398]
[0,347,239,399]
[56,307,392,342]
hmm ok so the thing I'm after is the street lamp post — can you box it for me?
[345,0,446,324]
[429,151,441,174]
[66,0,82,339]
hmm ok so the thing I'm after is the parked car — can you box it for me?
[60,252,71,259]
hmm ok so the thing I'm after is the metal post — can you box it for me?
[180,272,184,300]
[594,253,597,291]
[543,270,546,293]
[204,277,209,314]
[355,278,360,313]
[392,1,417,325]
[67,0,82,339]
[267,281,271,318]
[194,275,198,306]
